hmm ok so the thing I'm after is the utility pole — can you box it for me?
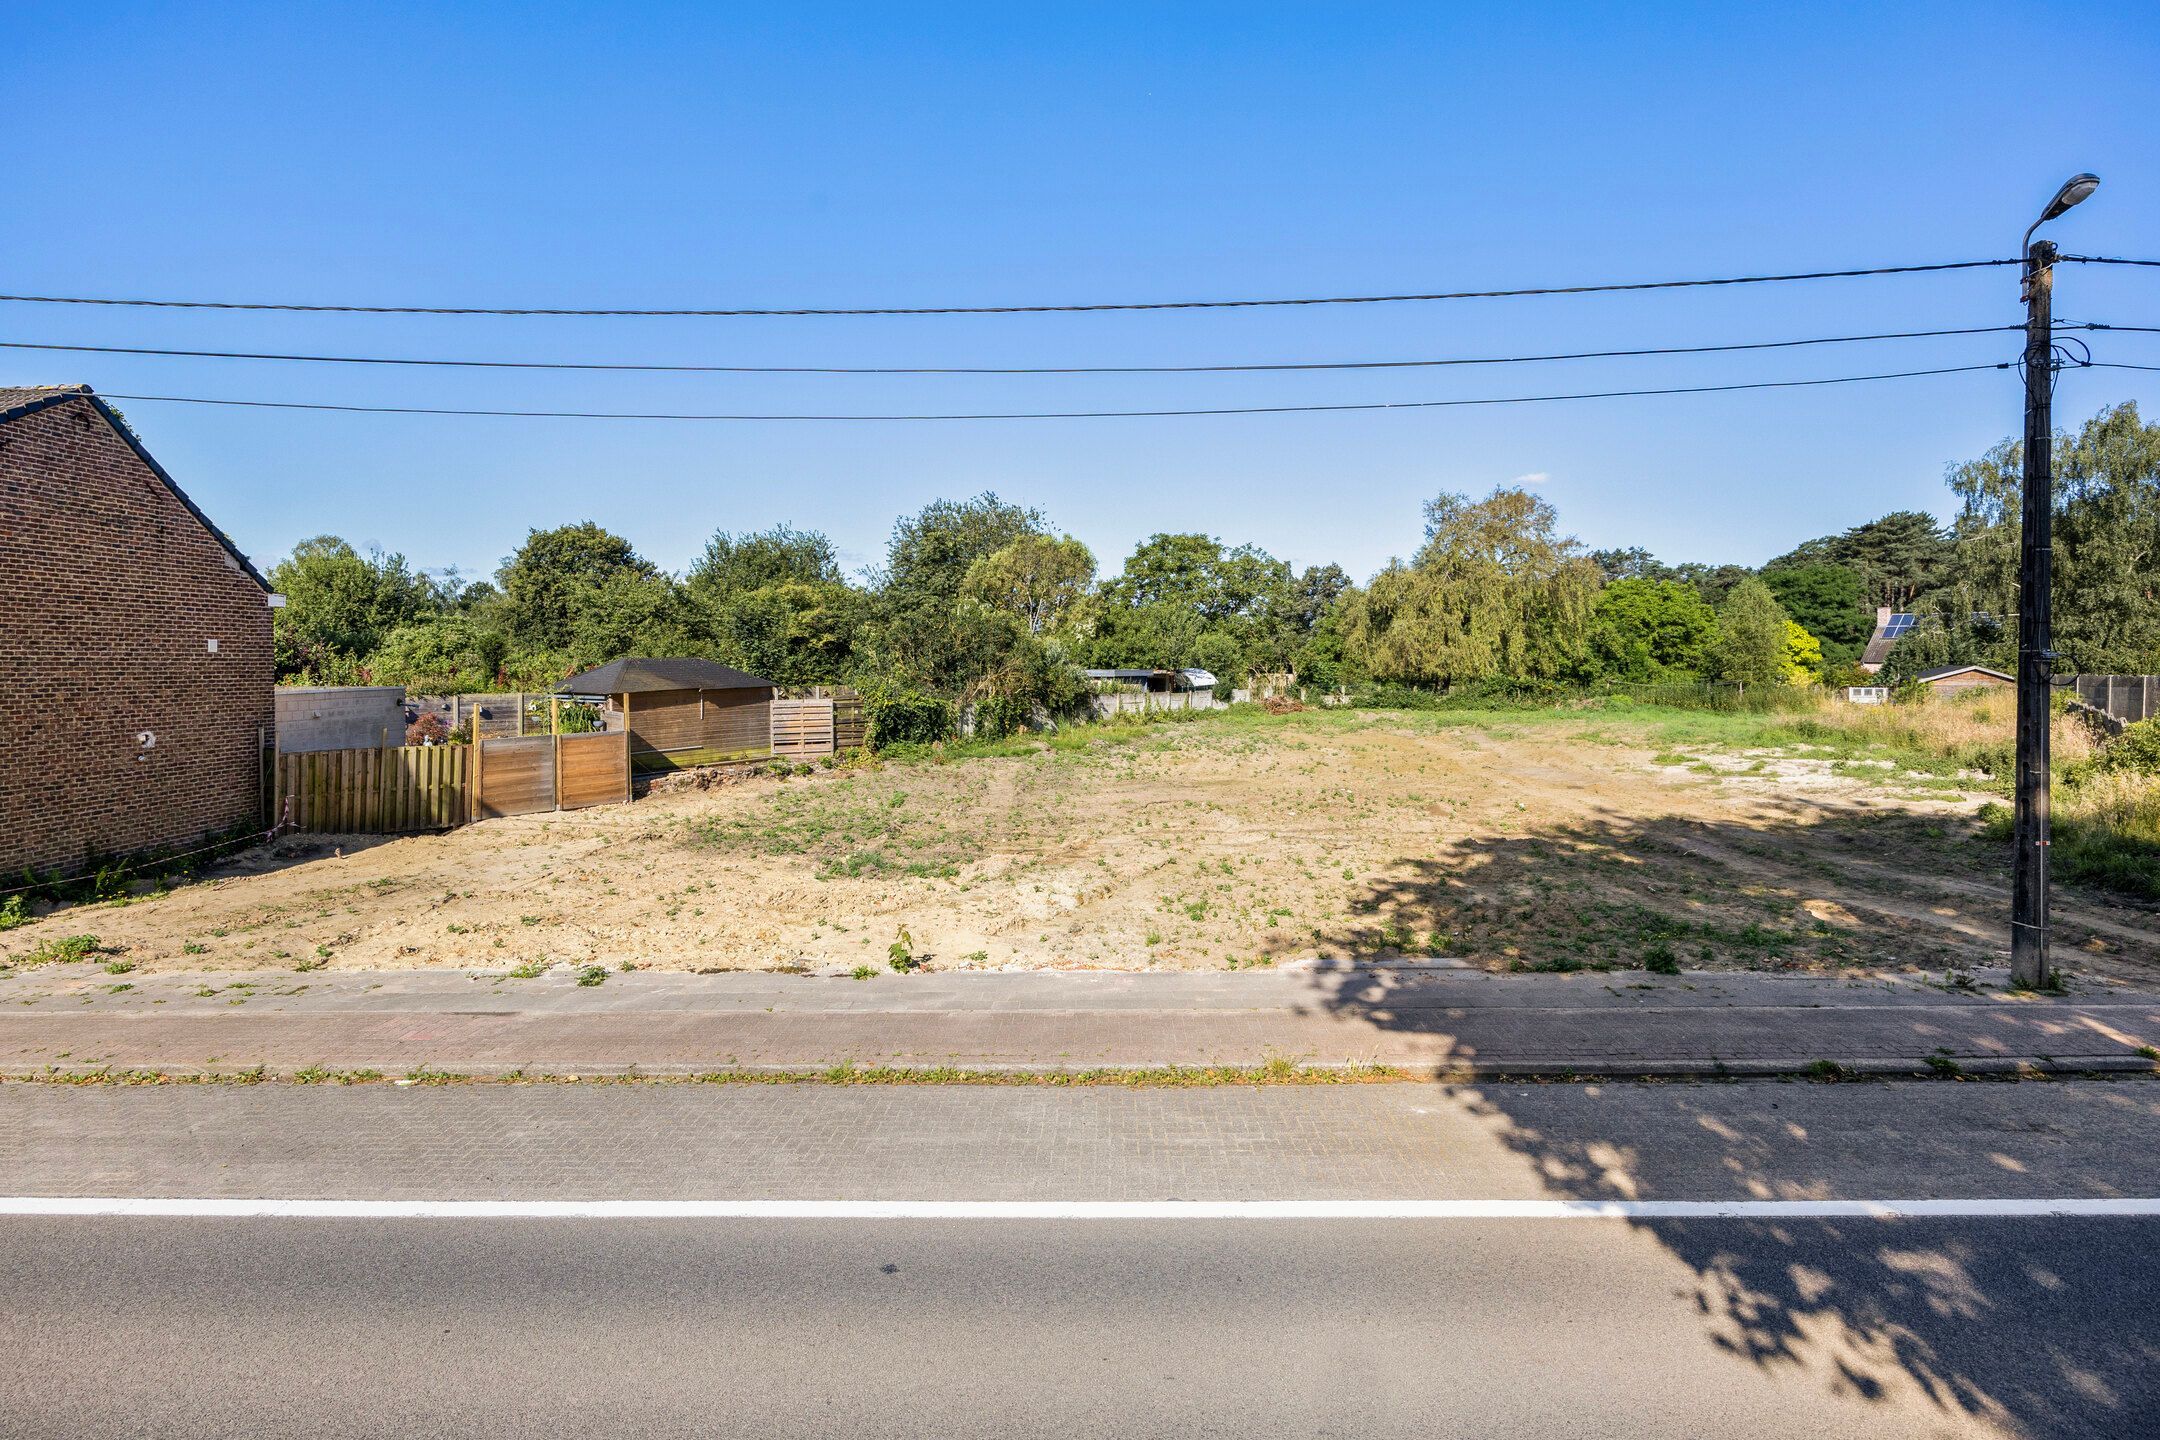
[2008,172,2098,990]
[2009,238,2056,989]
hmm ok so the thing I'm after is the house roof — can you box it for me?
[0,384,270,591]
[557,657,777,695]
[1918,665,2014,683]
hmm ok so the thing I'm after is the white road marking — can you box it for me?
[0,1197,2156,1220]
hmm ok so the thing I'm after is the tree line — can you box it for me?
[271,401,2160,714]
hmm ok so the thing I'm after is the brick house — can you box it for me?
[0,385,276,879]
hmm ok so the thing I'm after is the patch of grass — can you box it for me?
[1924,1050,1965,1077]
[1805,1059,1848,1081]
[17,934,101,967]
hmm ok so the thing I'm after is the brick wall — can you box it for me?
[0,396,274,878]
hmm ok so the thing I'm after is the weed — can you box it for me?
[1805,1059,1848,1081]
[182,942,208,955]
[850,964,876,980]
[574,964,607,987]
[1924,1050,1965,1077]
[0,896,28,930]
[887,925,921,973]
[20,934,100,967]
[1642,941,1681,975]
[103,959,136,975]
[506,958,550,979]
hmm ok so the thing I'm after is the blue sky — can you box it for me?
[5,2,2155,586]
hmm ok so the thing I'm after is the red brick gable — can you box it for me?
[0,391,275,878]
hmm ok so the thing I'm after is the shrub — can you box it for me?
[0,895,28,931]
[866,692,955,750]
[2099,719,2160,776]
[405,712,452,745]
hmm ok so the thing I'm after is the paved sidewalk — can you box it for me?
[3,961,2156,1078]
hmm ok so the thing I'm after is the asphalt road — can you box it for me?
[3,1080,2156,1438]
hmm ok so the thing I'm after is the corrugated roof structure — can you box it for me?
[557,657,776,694]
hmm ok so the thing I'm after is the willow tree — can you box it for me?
[1338,488,1599,686]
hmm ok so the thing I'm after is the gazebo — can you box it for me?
[557,657,777,769]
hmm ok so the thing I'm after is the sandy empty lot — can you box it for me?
[6,708,2156,980]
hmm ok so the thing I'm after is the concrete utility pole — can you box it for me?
[2010,173,2099,990]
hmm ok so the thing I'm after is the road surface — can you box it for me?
[3,1080,2155,1438]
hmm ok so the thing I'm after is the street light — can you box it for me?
[2023,173,2101,254]
[2009,171,2099,990]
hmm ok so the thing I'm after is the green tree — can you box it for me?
[1712,578,1792,685]
[1782,620,1824,685]
[1945,402,2160,673]
[497,522,662,651]
[1588,579,1719,680]
[686,524,842,601]
[883,493,1046,606]
[1766,511,1951,610]
[366,616,509,694]
[1338,488,1599,686]
[1090,534,1300,680]
[1760,564,1871,667]
[962,533,1096,634]
[267,536,438,676]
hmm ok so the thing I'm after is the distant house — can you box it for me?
[1916,664,2014,695]
[0,385,276,878]
[1856,607,1918,674]
[557,657,776,768]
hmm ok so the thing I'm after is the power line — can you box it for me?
[98,363,2008,422]
[2086,361,2160,373]
[0,259,2020,318]
[2064,255,2160,269]
[0,324,2024,377]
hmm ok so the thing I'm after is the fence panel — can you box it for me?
[771,698,837,758]
[277,745,469,834]
[475,736,556,818]
[557,731,632,809]
[832,696,867,751]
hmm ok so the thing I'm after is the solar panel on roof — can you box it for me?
[1882,614,1918,639]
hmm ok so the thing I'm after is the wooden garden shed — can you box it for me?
[557,658,777,770]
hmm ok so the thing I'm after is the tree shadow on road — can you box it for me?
[1294,806,2160,1434]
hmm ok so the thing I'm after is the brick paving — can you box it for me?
[1,963,2155,1078]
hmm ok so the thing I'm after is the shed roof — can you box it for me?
[1917,665,2013,683]
[557,657,776,695]
[1,384,270,590]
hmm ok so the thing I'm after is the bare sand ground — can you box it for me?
[6,709,2154,980]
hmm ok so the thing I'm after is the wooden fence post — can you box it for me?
[550,695,562,811]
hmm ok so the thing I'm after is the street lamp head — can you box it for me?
[2040,172,2101,224]
[2025,173,2100,254]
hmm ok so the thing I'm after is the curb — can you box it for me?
[5,1055,2156,1084]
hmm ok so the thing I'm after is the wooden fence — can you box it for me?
[278,732,630,834]
[275,744,470,833]
[771,698,837,758]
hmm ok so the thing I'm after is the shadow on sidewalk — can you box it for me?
[1290,800,2160,1433]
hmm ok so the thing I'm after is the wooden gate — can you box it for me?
[474,735,556,818]
[276,745,469,833]
[556,731,632,809]
[770,698,837,758]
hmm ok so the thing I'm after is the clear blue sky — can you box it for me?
[5,2,2155,586]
